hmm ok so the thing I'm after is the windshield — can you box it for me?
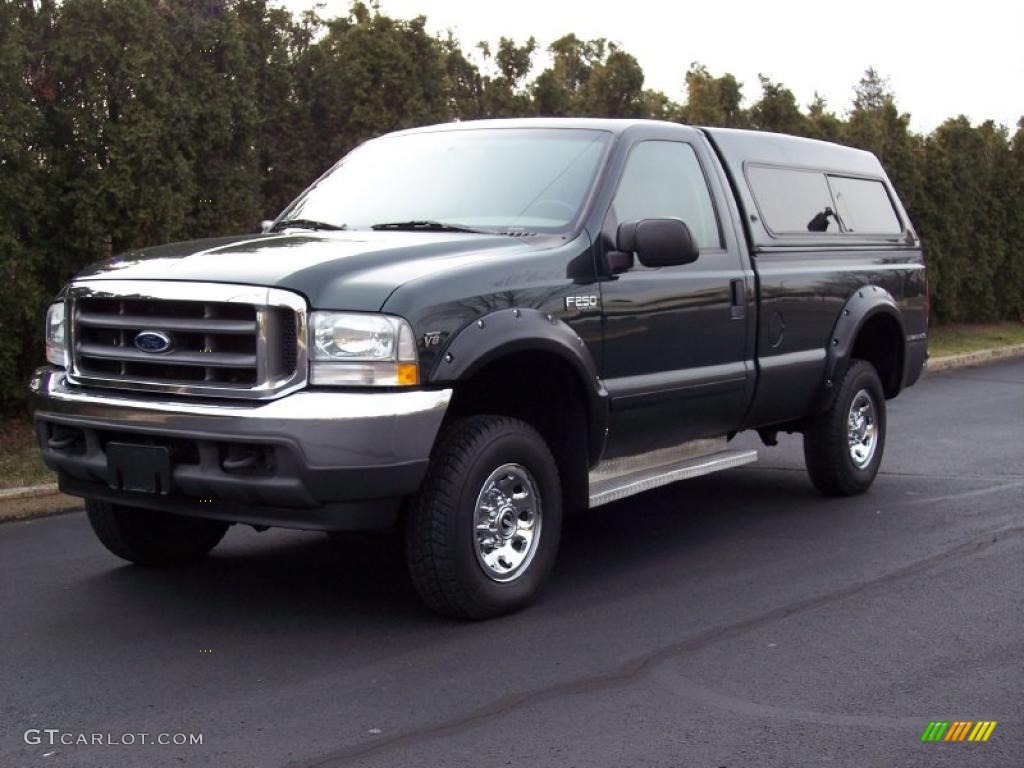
[277,128,611,234]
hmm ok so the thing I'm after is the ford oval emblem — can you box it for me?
[134,330,173,354]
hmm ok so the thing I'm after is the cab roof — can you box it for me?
[388,117,886,177]
[386,117,666,136]
[387,118,881,176]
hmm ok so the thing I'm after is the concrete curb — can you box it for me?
[925,343,1024,372]
[3,343,1023,524]
[0,482,77,525]
[0,482,59,501]
[0,489,81,523]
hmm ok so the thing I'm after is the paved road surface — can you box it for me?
[2,360,1022,768]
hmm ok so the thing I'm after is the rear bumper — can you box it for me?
[30,367,451,530]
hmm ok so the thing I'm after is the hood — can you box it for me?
[73,230,549,310]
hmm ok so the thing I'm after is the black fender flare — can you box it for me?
[824,285,906,389]
[429,308,609,462]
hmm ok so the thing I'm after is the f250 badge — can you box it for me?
[565,295,599,310]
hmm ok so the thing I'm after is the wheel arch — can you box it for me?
[825,286,906,399]
[430,308,609,512]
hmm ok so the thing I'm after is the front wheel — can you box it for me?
[404,415,562,620]
[803,359,887,496]
[86,500,229,566]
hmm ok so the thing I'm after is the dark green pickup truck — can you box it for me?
[32,118,927,618]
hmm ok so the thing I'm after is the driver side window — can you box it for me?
[612,141,722,251]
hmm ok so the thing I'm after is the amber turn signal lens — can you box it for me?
[396,363,419,386]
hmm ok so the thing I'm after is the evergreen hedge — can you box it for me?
[2,1,1021,410]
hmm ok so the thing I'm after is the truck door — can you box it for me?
[598,134,755,457]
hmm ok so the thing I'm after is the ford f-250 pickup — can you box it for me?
[32,118,928,619]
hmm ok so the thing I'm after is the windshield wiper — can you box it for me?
[270,219,347,232]
[370,220,487,234]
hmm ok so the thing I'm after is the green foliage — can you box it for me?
[748,75,806,136]
[806,94,843,142]
[476,37,538,117]
[1,0,1022,410]
[681,64,748,127]
[296,6,454,169]
[0,0,47,405]
[533,35,663,118]
[916,118,1013,321]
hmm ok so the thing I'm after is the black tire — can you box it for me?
[404,415,562,620]
[85,500,229,566]
[803,359,887,496]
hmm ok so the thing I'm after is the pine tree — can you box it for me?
[680,64,748,127]
[749,75,808,135]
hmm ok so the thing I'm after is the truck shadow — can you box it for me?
[556,466,821,590]
[32,464,884,684]
[72,465,831,618]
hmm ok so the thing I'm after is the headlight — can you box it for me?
[45,302,67,368]
[309,312,418,386]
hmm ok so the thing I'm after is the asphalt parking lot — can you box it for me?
[2,359,1021,768]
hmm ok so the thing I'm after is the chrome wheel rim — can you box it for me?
[473,463,542,582]
[847,388,878,469]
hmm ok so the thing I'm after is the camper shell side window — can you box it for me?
[744,163,904,241]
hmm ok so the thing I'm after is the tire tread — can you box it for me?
[404,415,558,619]
[803,359,885,496]
[86,500,227,566]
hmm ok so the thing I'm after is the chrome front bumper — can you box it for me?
[30,367,452,530]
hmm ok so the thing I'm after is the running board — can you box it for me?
[588,440,758,508]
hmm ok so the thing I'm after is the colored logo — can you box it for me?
[134,330,173,354]
[921,721,997,742]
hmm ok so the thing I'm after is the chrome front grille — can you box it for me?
[67,281,307,399]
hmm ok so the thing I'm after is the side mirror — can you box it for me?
[260,220,274,234]
[617,218,699,268]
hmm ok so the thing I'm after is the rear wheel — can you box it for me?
[803,359,887,496]
[404,415,562,620]
[86,500,229,566]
